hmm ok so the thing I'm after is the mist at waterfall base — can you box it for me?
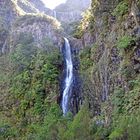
[61,38,73,116]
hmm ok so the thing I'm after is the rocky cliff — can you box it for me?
[0,0,89,55]
[54,0,91,35]
[11,14,62,49]
[0,0,63,55]
[55,0,91,22]
[81,0,140,111]
[77,0,140,139]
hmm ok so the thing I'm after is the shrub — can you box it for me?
[112,88,125,114]
[73,9,94,38]
[63,106,92,140]
[112,1,128,17]
[109,112,140,140]
[80,47,93,73]
[116,36,135,49]
[10,33,37,71]
[9,31,63,139]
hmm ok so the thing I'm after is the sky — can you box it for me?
[41,0,66,9]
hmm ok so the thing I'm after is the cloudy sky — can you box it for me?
[41,0,66,9]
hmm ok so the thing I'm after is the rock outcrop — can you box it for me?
[55,0,91,23]
[0,0,64,55]
[80,0,140,122]
[10,14,63,49]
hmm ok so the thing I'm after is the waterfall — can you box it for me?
[62,38,73,115]
[53,10,57,19]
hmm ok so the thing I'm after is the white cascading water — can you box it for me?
[53,10,57,19]
[62,38,73,115]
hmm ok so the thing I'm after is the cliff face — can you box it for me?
[55,0,91,23]
[82,0,140,110]
[54,0,91,35]
[0,0,19,55]
[0,0,63,55]
[10,14,62,49]
[56,0,91,12]
[0,0,19,28]
[78,0,140,138]
[13,0,52,14]
[0,0,90,55]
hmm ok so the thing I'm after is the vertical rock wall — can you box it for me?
[81,0,140,119]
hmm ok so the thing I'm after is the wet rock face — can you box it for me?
[61,38,84,114]
[70,46,82,114]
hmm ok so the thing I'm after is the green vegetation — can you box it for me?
[112,1,128,17]
[73,9,94,38]
[109,111,140,140]
[116,36,135,49]
[79,46,93,73]
[0,32,63,139]
[24,104,67,140]
[24,105,92,140]
[63,106,92,140]
[109,78,140,140]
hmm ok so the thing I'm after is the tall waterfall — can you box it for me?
[62,38,73,115]
[53,10,57,19]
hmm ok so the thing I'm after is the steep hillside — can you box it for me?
[75,0,140,139]
[0,0,63,55]
[0,0,140,140]
[0,1,64,139]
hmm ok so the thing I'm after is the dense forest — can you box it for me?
[0,0,140,140]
